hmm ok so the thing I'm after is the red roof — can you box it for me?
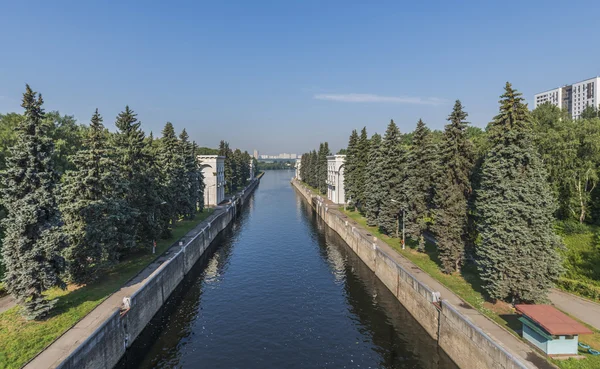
[515,304,593,335]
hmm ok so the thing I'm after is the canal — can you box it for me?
[117,170,457,369]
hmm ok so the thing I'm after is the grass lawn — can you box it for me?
[0,209,213,369]
[559,225,600,301]
[340,209,600,369]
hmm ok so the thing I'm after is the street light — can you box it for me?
[390,199,405,250]
[151,201,168,254]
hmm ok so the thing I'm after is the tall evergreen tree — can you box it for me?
[476,83,563,302]
[193,141,205,212]
[60,110,135,282]
[179,129,197,219]
[113,106,163,249]
[405,120,438,251]
[219,140,233,193]
[378,120,406,236]
[432,101,474,273]
[355,127,370,209]
[344,130,358,203]
[309,150,318,188]
[364,133,384,226]
[1,85,65,319]
[317,142,330,194]
[158,122,186,226]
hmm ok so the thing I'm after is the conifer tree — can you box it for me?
[219,140,233,193]
[344,130,358,203]
[318,142,330,194]
[476,83,562,302]
[405,119,438,250]
[1,85,65,319]
[378,120,406,236]
[158,122,186,226]
[355,127,370,209]
[364,133,383,226]
[113,106,163,249]
[309,150,318,188]
[194,142,205,212]
[433,101,474,273]
[60,110,135,282]
[179,129,197,219]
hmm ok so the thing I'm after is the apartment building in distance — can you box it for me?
[534,76,600,119]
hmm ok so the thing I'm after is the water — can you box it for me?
[117,170,457,369]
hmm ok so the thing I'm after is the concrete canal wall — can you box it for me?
[292,180,529,369]
[53,178,260,369]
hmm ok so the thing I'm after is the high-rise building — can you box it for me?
[253,149,259,159]
[534,77,600,119]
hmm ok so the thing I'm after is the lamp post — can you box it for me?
[206,183,216,207]
[390,199,405,250]
[152,201,168,254]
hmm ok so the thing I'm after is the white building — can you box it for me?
[249,159,255,180]
[326,155,346,204]
[253,149,259,159]
[534,77,600,119]
[197,155,225,206]
[295,156,302,180]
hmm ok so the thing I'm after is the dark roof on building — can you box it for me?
[515,304,593,336]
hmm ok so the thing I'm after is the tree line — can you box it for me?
[301,83,571,304]
[298,142,331,194]
[0,85,251,319]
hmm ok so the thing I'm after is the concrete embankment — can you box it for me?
[292,179,555,369]
[25,177,261,369]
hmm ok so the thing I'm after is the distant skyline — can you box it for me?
[1,1,600,154]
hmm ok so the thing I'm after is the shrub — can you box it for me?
[555,220,591,236]
[557,278,600,301]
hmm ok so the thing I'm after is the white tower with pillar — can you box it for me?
[198,155,225,206]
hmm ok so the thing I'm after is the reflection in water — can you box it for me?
[118,170,457,369]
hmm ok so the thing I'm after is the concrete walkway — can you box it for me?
[549,288,600,330]
[0,295,15,314]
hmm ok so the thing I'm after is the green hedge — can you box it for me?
[557,278,600,301]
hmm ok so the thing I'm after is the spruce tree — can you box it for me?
[476,83,562,303]
[432,101,474,273]
[364,133,384,226]
[378,120,406,236]
[1,85,65,319]
[179,129,197,219]
[355,127,370,209]
[344,130,359,203]
[219,141,233,193]
[158,122,186,226]
[113,106,163,250]
[318,142,330,194]
[194,142,205,212]
[309,150,318,188]
[405,119,438,250]
[60,110,135,282]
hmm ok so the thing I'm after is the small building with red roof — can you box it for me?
[515,304,593,356]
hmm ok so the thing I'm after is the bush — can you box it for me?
[557,278,600,301]
[555,220,591,235]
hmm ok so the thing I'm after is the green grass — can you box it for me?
[0,209,213,369]
[559,225,600,301]
[340,209,600,369]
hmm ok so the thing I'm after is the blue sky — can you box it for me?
[1,1,599,154]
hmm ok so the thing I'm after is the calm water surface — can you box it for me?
[117,170,457,369]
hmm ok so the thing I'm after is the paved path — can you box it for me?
[294,181,556,369]
[549,288,600,330]
[0,295,15,314]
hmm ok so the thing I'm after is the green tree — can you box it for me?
[113,106,165,248]
[317,142,330,194]
[378,120,406,236]
[158,122,186,227]
[179,129,198,219]
[432,101,474,273]
[60,110,135,282]
[355,127,370,209]
[476,83,563,302]
[364,133,383,226]
[45,111,85,174]
[1,85,65,319]
[219,141,233,193]
[405,119,437,251]
[344,130,358,203]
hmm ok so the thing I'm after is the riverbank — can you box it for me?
[292,179,554,369]
[19,177,260,369]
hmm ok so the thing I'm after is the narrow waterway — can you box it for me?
[117,170,457,369]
